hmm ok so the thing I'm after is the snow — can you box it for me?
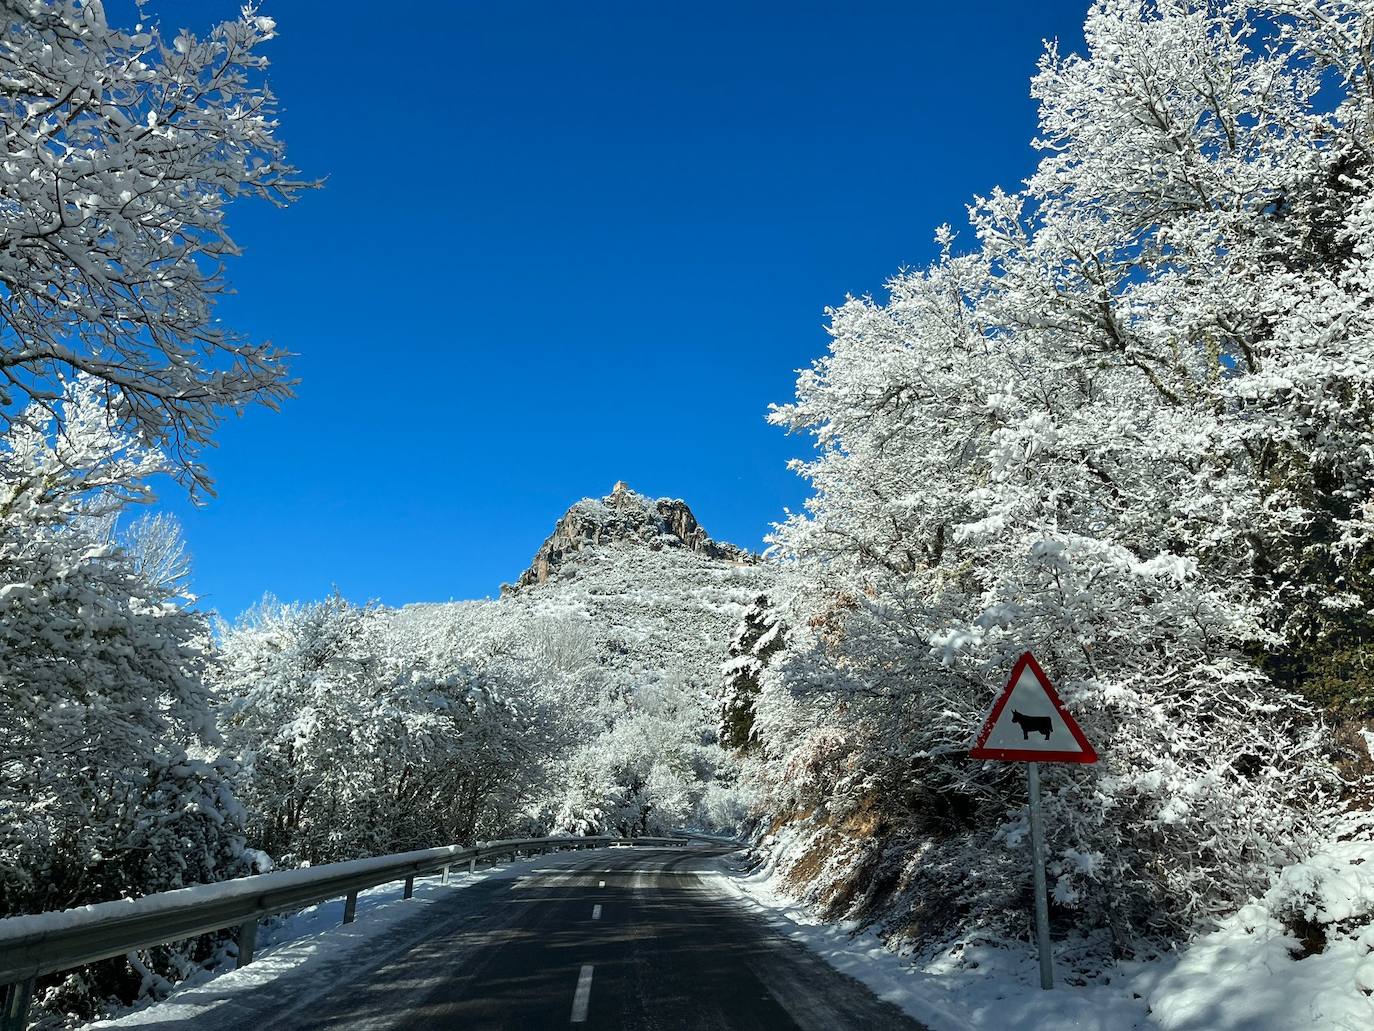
[708,852,1148,1028]
[1270,825,1374,926]
[708,852,1149,1031]
[708,816,1374,1031]
[1133,906,1374,1031]
[1136,815,1374,1031]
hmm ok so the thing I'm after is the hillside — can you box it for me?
[394,482,775,835]
[403,482,769,691]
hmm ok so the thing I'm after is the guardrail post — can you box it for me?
[2,977,34,1031]
[236,918,259,968]
[468,856,476,875]
[441,864,450,885]
[403,876,415,900]
[342,891,359,925]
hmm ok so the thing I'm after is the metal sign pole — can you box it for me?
[1026,761,1054,990]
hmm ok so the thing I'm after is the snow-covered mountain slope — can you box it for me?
[404,483,772,694]
[392,483,776,834]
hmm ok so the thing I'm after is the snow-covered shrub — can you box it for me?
[1136,812,1374,1030]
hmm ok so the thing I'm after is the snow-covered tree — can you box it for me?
[553,673,722,836]
[719,594,785,752]
[0,379,243,1017]
[379,604,581,843]
[216,596,578,863]
[756,0,1371,954]
[0,2,307,1019]
[215,595,382,864]
[121,512,193,598]
[0,1,311,492]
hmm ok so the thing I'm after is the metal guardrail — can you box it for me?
[0,834,694,1030]
[673,830,747,847]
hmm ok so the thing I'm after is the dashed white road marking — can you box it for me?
[570,964,594,1023]
[592,904,602,920]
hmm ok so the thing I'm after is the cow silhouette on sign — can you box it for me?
[1011,710,1053,740]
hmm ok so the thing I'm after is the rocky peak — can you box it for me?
[504,482,750,592]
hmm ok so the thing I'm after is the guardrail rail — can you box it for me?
[0,834,702,1031]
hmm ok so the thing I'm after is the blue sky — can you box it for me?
[146,1,1091,619]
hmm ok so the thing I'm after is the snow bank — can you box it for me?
[1133,814,1374,1031]
[1131,904,1374,1030]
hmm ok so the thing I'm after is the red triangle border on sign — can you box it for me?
[969,651,1099,764]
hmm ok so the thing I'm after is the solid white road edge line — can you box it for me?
[570,964,594,1023]
[592,904,602,920]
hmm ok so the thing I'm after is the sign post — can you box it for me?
[969,651,1098,991]
[1026,762,1053,990]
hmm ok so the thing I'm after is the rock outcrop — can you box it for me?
[505,481,750,592]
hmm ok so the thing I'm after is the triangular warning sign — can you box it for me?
[969,651,1098,763]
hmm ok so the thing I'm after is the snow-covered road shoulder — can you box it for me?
[705,819,1374,1031]
[704,853,1150,1030]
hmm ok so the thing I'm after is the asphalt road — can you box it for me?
[110,847,925,1031]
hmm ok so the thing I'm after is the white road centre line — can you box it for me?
[592,904,602,920]
[570,964,594,1023]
